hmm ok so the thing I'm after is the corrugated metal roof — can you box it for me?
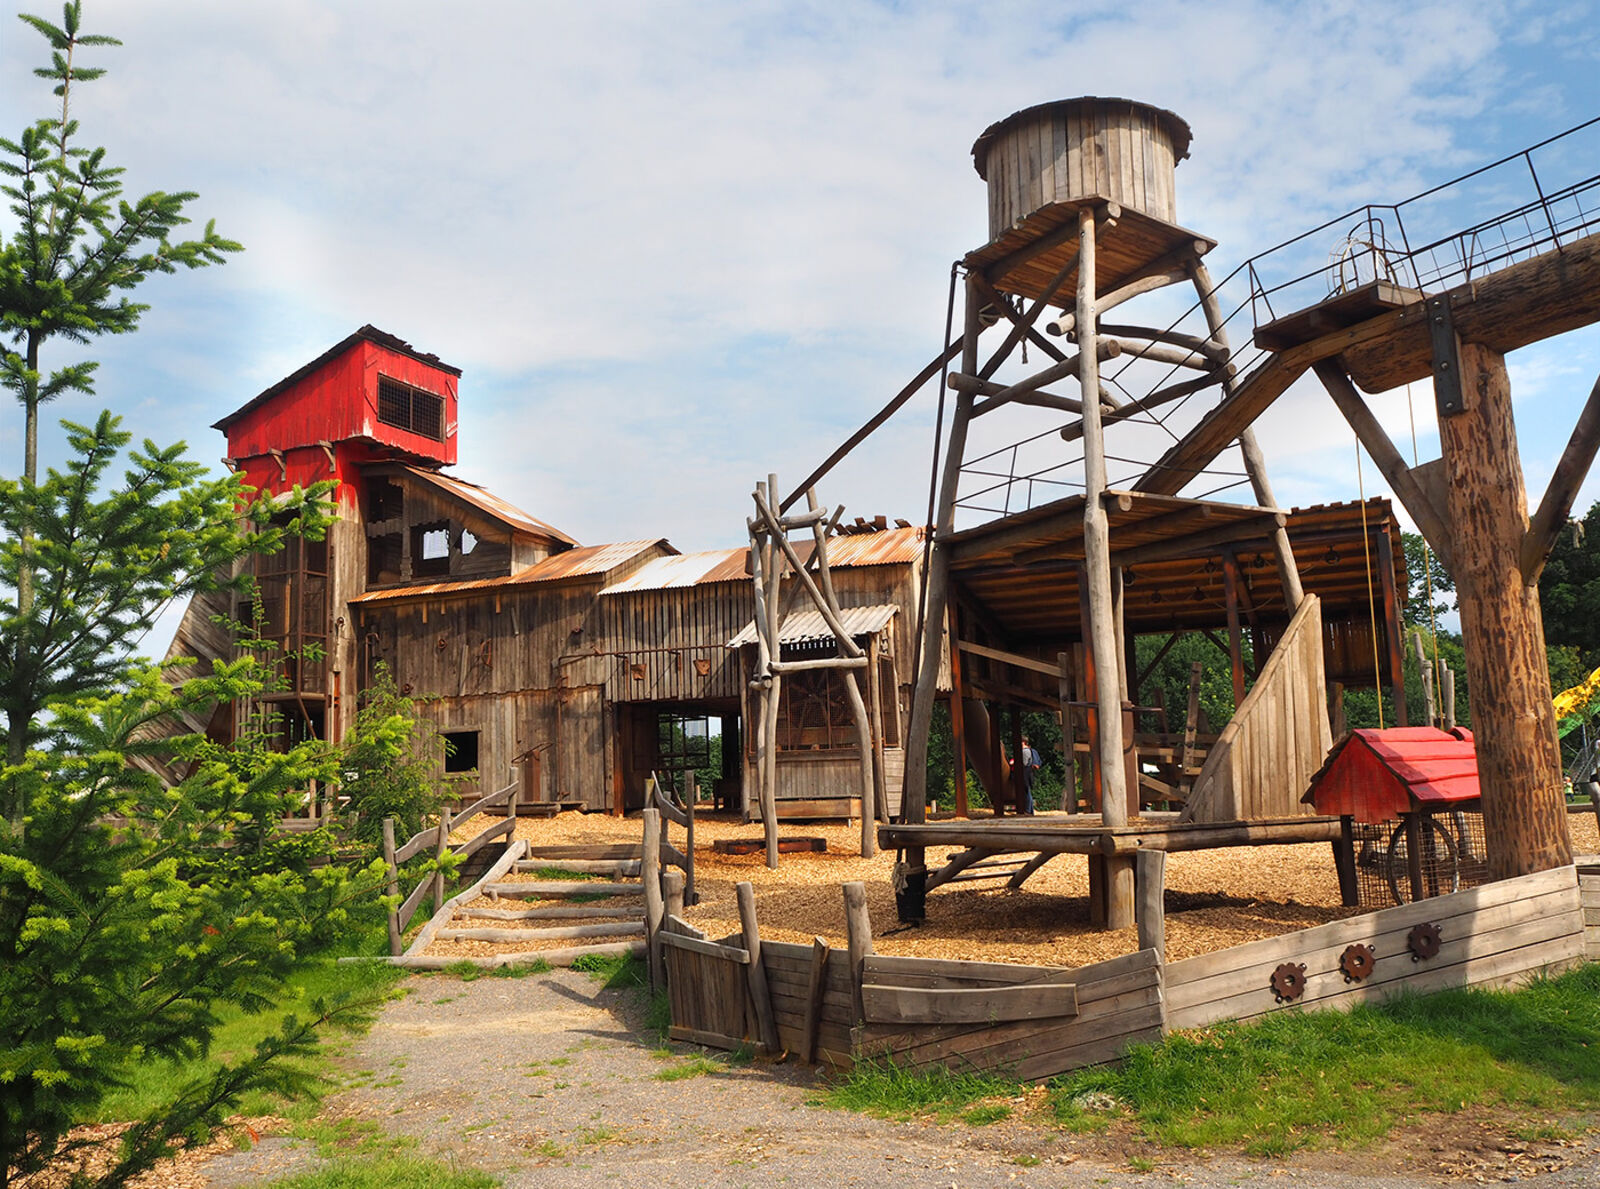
[404,466,577,545]
[350,539,670,604]
[727,603,898,648]
[599,549,746,594]
[810,525,925,567]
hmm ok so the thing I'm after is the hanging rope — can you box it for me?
[1355,439,1386,729]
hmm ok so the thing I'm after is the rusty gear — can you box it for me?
[1270,962,1307,1003]
[1340,943,1376,983]
[1407,922,1443,962]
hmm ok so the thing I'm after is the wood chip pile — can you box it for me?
[411,808,1600,967]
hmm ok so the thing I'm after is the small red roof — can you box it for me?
[1303,727,1479,822]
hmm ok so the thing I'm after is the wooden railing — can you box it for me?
[380,779,522,955]
[648,772,696,905]
[1181,594,1333,824]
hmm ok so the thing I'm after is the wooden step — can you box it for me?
[437,920,645,944]
[514,858,641,876]
[396,939,644,970]
[484,880,644,899]
[523,844,642,860]
[457,904,646,922]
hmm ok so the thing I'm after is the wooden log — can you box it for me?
[483,880,643,898]
[737,882,781,1054]
[1522,371,1600,582]
[403,840,527,958]
[950,604,971,819]
[843,881,874,1025]
[457,904,646,922]
[866,634,889,825]
[1092,335,1215,372]
[1045,263,1193,336]
[642,807,664,990]
[658,929,749,963]
[1057,366,1232,445]
[515,858,640,876]
[684,772,697,904]
[1135,848,1166,960]
[1096,322,1228,366]
[1313,360,1457,574]
[801,937,831,1064]
[1333,815,1359,908]
[664,868,685,922]
[1414,628,1437,727]
[1059,651,1077,814]
[925,846,1001,892]
[1376,525,1410,726]
[396,871,432,932]
[437,921,645,943]
[381,817,402,957]
[358,939,645,971]
[949,340,1120,414]
[1004,851,1057,890]
[1438,343,1573,879]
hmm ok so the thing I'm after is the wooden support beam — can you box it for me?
[800,936,830,1064]
[1135,849,1166,960]
[972,271,1074,378]
[843,881,874,1025]
[643,808,664,990]
[1096,322,1229,366]
[948,604,970,820]
[1057,366,1232,445]
[1089,336,1219,372]
[1522,371,1600,583]
[1045,240,1206,336]
[1058,650,1078,815]
[1108,513,1286,569]
[1438,342,1572,880]
[1222,552,1246,707]
[1312,359,1458,574]
[737,881,780,1054]
[1375,525,1409,727]
[950,339,1121,413]
[956,639,1064,679]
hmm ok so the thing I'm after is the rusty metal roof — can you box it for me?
[598,549,747,594]
[727,603,899,648]
[350,539,671,604]
[815,525,926,567]
[403,466,577,545]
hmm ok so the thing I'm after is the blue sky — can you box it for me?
[2,1,1598,653]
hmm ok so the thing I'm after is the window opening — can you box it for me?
[461,530,478,554]
[443,730,480,773]
[376,375,446,441]
[656,712,716,799]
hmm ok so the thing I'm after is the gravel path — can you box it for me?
[207,968,1600,1189]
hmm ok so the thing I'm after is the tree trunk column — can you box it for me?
[1438,342,1572,879]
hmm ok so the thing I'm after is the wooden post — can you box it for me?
[801,936,830,1065]
[1441,666,1457,730]
[1059,650,1077,814]
[1222,552,1246,707]
[1375,526,1409,727]
[663,868,685,921]
[642,807,664,990]
[949,603,970,819]
[1333,816,1359,907]
[684,772,697,906]
[736,881,780,1054]
[1077,569,1103,814]
[1181,661,1202,773]
[867,634,889,824]
[1413,629,1437,728]
[1437,342,1572,879]
[842,880,874,1026]
[1135,848,1166,960]
[1330,681,1347,739]
[1007,704,1026,813]
[432,804,451,913]
[988,701,1007,815]
[382,816,402,957]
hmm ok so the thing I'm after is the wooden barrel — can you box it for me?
[972,97,1192,239]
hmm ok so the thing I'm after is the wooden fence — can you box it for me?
[380,779,521,955]
[1183,594,1333,823]
[657,864,1590,1081]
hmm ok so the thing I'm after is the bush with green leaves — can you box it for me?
[338,664,450,843]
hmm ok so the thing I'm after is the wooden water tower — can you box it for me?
[899,97,1308,929]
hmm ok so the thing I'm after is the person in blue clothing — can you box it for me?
[1020,735,1041,815]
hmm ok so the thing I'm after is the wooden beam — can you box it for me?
[1375,525,1409,727]
[1109,513,1286,569]
[1439,342,1572,880]
[956,639,1065,679]
[1312,359,1458,574]
[1522,371,1600,583]
[947,602,970,819]
[949,340,1120,411]
[1222,552,1245,706]
[1057,366,1231,445]
[972,272,1073,378]
[1096,322,1228,366]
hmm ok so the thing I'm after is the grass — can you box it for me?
[653,1055,726,1082]
[530,866,605,882]
[570,951,646,988]
[1052,962,1600,1156]
[824,964,1600,1157]
[88,959,405,1124]
[254,1153,497,1189]
[440,958,551,981]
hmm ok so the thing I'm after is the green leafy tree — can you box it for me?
[1539,501,1600,668]
[0,1,239,614]
[338,664,449,843]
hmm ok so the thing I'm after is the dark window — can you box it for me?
[376,376,446,442]
[367,532,402,585]
[443,730,479,773]
[364,477,404,522]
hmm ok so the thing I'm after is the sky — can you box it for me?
[2,0,1598,654]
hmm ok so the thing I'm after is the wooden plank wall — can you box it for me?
[1165,865,1586,1032]
[761,939,858,1066]
[1184,594,1333,823]
[1580,868,1600,960]
[598,581,752,704]
[850,949,1165,1081]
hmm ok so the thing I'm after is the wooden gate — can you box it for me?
[659,915,752,1050]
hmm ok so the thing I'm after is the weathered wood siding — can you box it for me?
[1183,594,1333,823]
[597,580,752,704]
[1580,867,1600,960]
[1165,865,1585,1032]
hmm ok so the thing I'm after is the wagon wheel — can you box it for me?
[1385,817,1460,906]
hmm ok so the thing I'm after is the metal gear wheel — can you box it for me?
[1270,962,1307,1003]
[1340,943,1376,983]
[1407,921,1443,962]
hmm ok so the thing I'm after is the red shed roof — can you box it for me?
[1303,727,1479,822]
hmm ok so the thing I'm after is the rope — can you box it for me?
[1355,439,1385,729]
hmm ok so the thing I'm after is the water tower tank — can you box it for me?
[972,97,1192,241]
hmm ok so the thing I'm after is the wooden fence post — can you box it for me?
[801,936,830,1065]
[737,881,780,1054]
[642,807,664,990]
[843,881,874,1026]
[431,804,451,913]
[1135,848,1166,961]
[663,869,685,921]
[381,816,401,956]
[686,772,697,906]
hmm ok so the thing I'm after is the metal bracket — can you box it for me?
[1427,295,1466,418]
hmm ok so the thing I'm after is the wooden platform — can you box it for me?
[963,196,1216,307]
[1252,280,1422,352]
[879,813,1342,858]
